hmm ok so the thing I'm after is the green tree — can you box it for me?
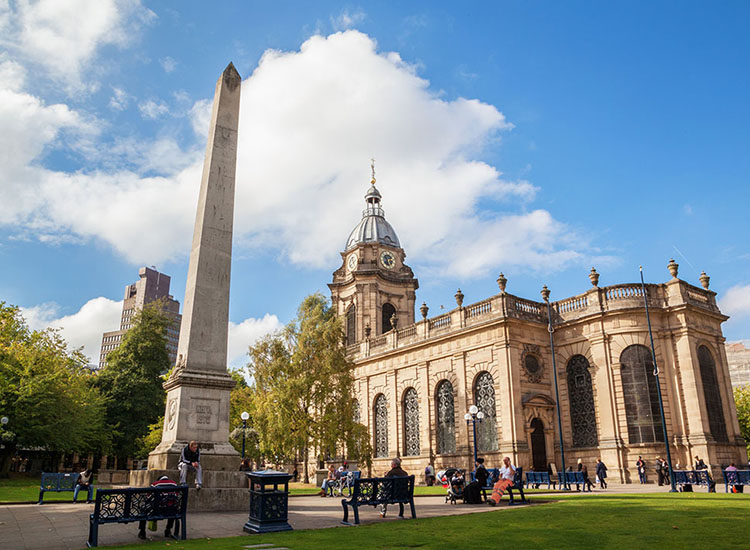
[134,416,163,459]
[0,302,110,474]
[94,301,171,462]
[734,385,750,456]
[247,293,371,482]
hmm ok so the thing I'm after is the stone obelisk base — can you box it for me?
[130,469,249,511]
[130,370,248,510]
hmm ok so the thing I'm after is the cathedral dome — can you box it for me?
[345,183,401,251]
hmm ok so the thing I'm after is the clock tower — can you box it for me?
[329,167,418,345]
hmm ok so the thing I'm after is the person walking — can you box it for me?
[596,459,608,489]
[380,458,408,517]
[424,463,436,486]
[178,441,202,490]
[636,456,647,484]
[73,468,94,503]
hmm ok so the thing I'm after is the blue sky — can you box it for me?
[1,1,749,368]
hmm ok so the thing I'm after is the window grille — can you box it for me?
[473,372,498,452]
[403,388,420,456]
[566,355,598,447]
[436,381,456,454]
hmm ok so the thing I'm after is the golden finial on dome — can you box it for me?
[370,157,376,184]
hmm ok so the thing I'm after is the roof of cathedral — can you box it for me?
[345,182,401,251]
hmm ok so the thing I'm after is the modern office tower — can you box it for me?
[99,267,181,370]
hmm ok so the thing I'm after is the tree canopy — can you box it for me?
[94,301,171,460]
[247,293,371,481]
[0,302,110,474]
[734,384,750,456]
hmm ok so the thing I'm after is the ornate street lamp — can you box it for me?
[542,285,569,490]
[639,266,677,492]
[464,405,485,465]
[240,411,250,459]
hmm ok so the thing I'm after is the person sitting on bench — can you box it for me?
[487,456,515,506]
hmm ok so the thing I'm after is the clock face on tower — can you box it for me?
[380,250,396,269]
[347,253,358,272]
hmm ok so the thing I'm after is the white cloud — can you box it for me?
[227,314,284,370]
[21,296,282,370]
[22,297,123,363]
[720,285,750,321]
[331,8,366,31]
[160,55,177,73]
[0,30,599,278]
[138,99,170,119]
[1,0,155,90]
[109,86,131,110]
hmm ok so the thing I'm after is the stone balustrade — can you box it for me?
[348,279,720,360]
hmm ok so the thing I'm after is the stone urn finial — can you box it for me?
[419,302,429,319]
[364,325,371,339]
[589,267,599,287]
[541,285,550,302]
[455,288,464,307]
[668,258,679,279]
[497,272,507,293]
[390,313,398,331]
[699,271,710,290]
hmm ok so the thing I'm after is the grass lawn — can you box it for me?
[105,493,750,550]
[0,474,97,503]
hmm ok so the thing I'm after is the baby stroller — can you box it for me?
[438,468,465,504]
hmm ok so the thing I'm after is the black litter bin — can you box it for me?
[243,470,293,534]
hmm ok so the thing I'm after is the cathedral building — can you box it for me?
[329,177,748,482]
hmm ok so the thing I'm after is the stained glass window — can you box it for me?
[474,372,498,452]
[374,394,388,458]
[436,381,456,454]
[566,355,598,447]
[346,305,356,345]
[403,388,420,456]
[620,345,664,444]
[697,346,728,442]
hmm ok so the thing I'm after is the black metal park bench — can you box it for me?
[38,472,81,504]
[87,485,188,547]
[723,469,750,492]
[341,475,416,525]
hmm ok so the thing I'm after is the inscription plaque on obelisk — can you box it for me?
[147,62,242,472]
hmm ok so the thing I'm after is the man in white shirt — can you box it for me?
[489,456,517,506]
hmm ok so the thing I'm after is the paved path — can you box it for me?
[0,483,711,550]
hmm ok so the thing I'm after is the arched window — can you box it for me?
[436,381,456,454]
[566,355,598,447]
[374,394,388,458]
[346,305,356,345]
[620,345,664,444]
[474,372,498,452]
[403,388,420,456]
[697,346,728,442]
[381,303,396,334]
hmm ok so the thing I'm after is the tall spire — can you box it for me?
[148,62,242,473]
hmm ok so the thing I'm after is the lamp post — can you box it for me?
[542,285,569,490]
[464,406,485,465]
[639,266,678,492]
[240,411,250,459]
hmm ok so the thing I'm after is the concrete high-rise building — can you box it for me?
[99,267,182,369]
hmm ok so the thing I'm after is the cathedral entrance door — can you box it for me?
[530,418,547,472]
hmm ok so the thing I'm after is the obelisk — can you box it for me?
[147,63,242,474]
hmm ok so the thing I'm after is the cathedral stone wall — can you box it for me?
[330,182,746,483]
